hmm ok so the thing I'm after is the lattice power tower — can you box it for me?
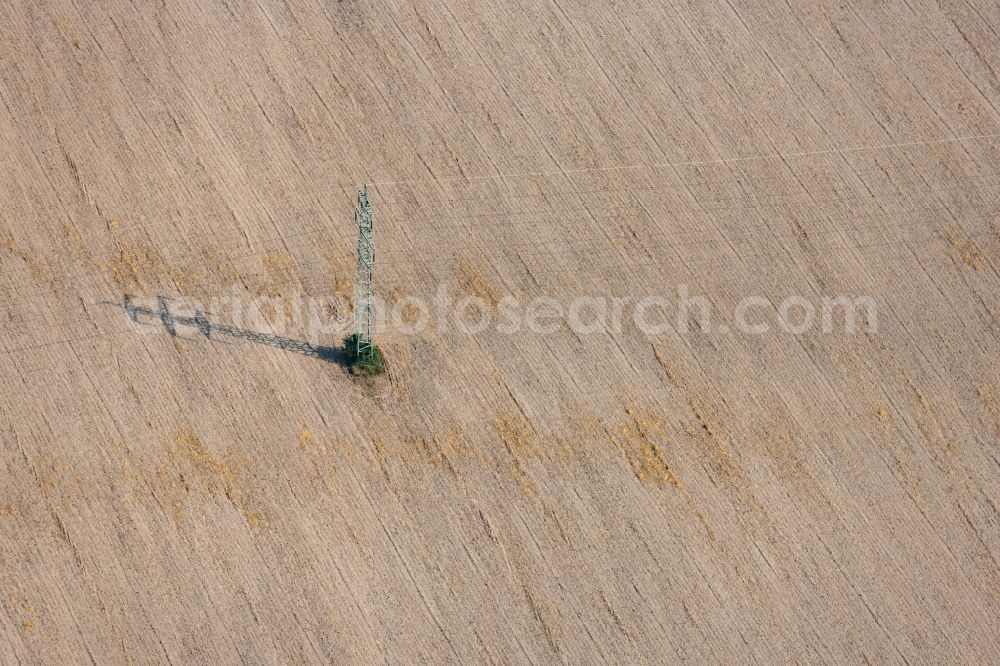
[354,184,376,363]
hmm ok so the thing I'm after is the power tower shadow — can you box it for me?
[114,294,350,367]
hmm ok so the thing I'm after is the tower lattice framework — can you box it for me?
[354,184,375,362]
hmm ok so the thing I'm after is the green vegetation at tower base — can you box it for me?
[342,334,387,376]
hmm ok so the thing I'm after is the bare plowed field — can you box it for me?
[1,1,999,662]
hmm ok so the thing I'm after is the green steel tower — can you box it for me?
[354,184,375,363]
